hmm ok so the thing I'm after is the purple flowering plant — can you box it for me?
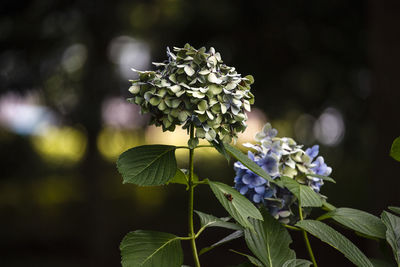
[115,44,400,267]
[234,123,332,224]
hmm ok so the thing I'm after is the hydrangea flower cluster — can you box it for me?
[128,44,254,143]
[234,123,332,224]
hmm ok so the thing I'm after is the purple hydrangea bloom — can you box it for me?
[234,154,269,204]
[310,180,324,192]
[305,145,319,160]
[242,171,266,188]
[252,186,275,203]
[256,155,279,177]
[305,145,332,192]
[311,156,332,176]
[233,123,333,224]
[263,140,282,156]
[309,157,330,192]
[255,123,278,141]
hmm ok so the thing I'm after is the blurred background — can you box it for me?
[1,0,400,266]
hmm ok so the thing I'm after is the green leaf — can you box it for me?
[229,263,254,267]
[322,200,336,211]
[117,145,177,186]
[295,220,374,267]
[167,169,199,189]
[230,250,264,267]
[166,169,188,186]
[224,143,277,185]
[317,208,386,239]
[207,180,262,229]
[381,211,400,266]
[199,230,243,256]
[279,176,323,207]
[389,206,400,216]
[244,208,296,267]
[195,210,243,231]
[369,258,397,267]
[120,230,183,267]
[305,173,336,183]
[210,139,230,162]
[282,259,312,267]
[390,136,400,162]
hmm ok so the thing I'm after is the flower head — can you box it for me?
[305,145,319,160]
[127,44,254,143]
[233,123,332,224]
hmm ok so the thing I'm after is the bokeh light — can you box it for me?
[101,97,147,129]
[108,36,151,80]
[314,107,345,146]
[61,43,87,73]
[145,125,191,159]
[0,91,56,135]
[145,125,224,161]
[237,108,267,145]
[31,126,87,165]
[97,127,142,161]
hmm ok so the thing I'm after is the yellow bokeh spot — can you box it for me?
[31,126,87,165]
[237,109,267,145]
[145,125,221,161]
[145,125,188,146]
[97,127,142,161]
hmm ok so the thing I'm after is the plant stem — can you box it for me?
[283,224,301,231]
[192,180,208,186]
[176,146,190,149]
[195,145,213,148]
[188,124,201,267]
[298,203,318,267]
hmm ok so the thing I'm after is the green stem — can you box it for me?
[176,146,190,149]
[193,180,208,186]
[178,236,194,241]
[175,145,213,150]
[188,124,201,267]
[299,203,318,267]
[195,145,213,148]
[283,224,301,231]
[195,226,207,239]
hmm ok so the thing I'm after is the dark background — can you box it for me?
[1,0,400,266]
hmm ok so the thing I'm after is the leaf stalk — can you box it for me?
[299,203,318,267]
